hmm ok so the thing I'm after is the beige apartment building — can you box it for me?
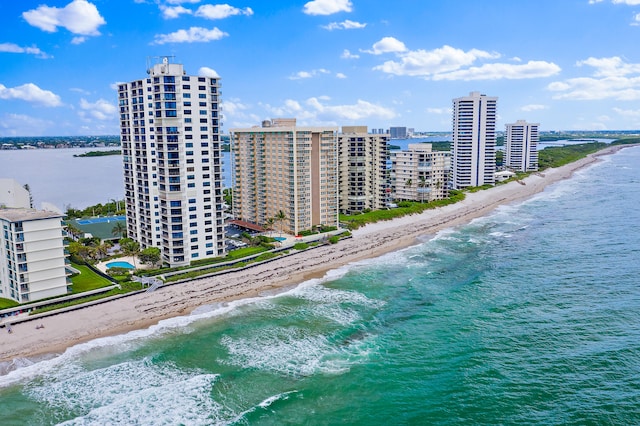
[230,119,339,235]
[505,120,539,172]
[392,143,451,202]
[338,126,389,214]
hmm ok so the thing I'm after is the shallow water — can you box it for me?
[1,147,639,425]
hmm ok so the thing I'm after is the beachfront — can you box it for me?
[0,145,632,364]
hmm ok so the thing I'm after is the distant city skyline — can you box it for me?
[2,0,640,136]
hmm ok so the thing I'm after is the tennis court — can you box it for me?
[77,216,126,225]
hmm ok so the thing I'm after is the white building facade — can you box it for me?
[392,143,450,202]
[0,209,69,303]
[505,120,539,172]
[338,126,389,214]
[451,92,498,189]
[0,179,31,209]
[118,58,226,267]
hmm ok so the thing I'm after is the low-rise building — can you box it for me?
[0,209,69,303]
[392,143,450,202]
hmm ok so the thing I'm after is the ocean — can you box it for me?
[0,146,639,425]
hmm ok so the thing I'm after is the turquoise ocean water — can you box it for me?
[1,147,639,425]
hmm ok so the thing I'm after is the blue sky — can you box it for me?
[2,0,640,136]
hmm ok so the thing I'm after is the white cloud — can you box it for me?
[341,49,359,59]
[426,107,451,114]
[22,0,106,36]
[548,56,640,100]
[373,45,499,77]
[71,36,87,44]
[262,97,396,124]
[589,0,640,4]
[336,72,347,79]
[433,60,561,81]
[0,43,50,59]
[198,66,220,78]
[289,69,331,80]
[195,4,253,19]
[362,37,407,55]
[368,41,559,81]
[160,5,193,19]
[70,87,91,95]
[322,20,366,30]
[520,104,548,111]
[303,0,353,15]
[613,107,640,117]
[166,0,201,4]
[634,13,640,25]
[152,27,228,44]
[0,113,56,137]
[0,83,62,107]
[79,98,117,120]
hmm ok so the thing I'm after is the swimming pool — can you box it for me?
[106,261,135,269]
[274,237,286,242]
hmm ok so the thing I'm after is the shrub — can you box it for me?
[293,242,309,250]
[328,235,340,244]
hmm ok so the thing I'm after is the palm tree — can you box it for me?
[120,239,140,269]
[112,222,127,239]
[417,177,427,203]
[264,217,275,237]
[404,178,413,200]
[275,210,287,237]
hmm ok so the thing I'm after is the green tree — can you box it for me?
[275,210,287,237]
[264,217,275,237]
[139,247,161,267]
[417,177,427,203]
[404,178,413,200]
[119,238,141,268]
[111,221,127,239]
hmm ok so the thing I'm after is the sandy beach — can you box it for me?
[0,145,632,365]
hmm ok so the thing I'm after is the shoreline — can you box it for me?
[0,144,634,367]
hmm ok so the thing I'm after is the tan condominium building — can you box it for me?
[230,118,339,235]
[392,143,451,202]
[505,120,539,172]
[0,208,70,303]
[338,126,390,214]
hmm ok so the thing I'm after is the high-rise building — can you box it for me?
[230,119,339,235]
[0,208,69,303]
[389,126,408,139]
[392,144,450,202]
[451,91,497,189]
[338,126,389,214]
[505,120,539,172]
[118,57,226,267]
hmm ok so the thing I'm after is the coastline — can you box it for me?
[0,144,633,366]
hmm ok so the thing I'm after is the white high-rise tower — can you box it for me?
[451,92,497,189]
[505,120,539,172]
[118,57,225,267]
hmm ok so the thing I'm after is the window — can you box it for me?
[183,85,191,89]
[199,93,206,99]
[184,93,191,98]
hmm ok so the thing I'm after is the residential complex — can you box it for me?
[230,119,339,235]
[505,120,539,172]
[338,126,390,214]
[118,57,226,267]
[392,143,451,202]
[0,209,69,303]
[451,92,498,189]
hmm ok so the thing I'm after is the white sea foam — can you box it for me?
[291,283,385,309]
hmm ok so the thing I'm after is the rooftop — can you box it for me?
[0,208,64,222]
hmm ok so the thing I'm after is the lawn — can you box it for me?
[0,298,19,310]
[69,263,114,293]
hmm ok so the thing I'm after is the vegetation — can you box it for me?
[293,242,309,250]
[73,150,122,157]
[65,199,125,219]
[68,262,113,293]
[0,298,19,310]
[111,222,127,239]
[138,247,161,267]
[341,190,466,230]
